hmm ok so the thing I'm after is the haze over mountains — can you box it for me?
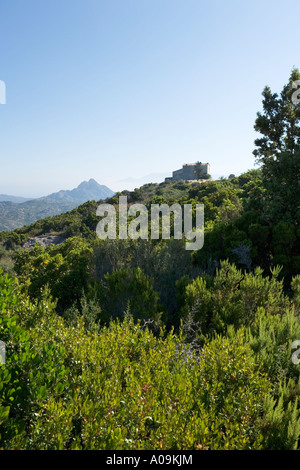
[0,195,32,203]
[0,179,114,231]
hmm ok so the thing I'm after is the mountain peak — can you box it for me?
[46,179,115,203]
[78,178,100,188]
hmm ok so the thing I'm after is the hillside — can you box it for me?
[0,164,300,450]
[0,179,203,243]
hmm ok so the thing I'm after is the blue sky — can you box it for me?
[0,0,299,197]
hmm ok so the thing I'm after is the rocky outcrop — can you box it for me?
[23,234,66,249]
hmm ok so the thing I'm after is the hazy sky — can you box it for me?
[0,0,299,197]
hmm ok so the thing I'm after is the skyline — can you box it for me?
[0,0,299,197]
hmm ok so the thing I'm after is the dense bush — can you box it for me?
[13,237,93,311]
[1,263,300,449]
[177,260,290,337]
[0,269,272,450]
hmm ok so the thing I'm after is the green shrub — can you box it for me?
[0,267,271,450]
[178,260,290,337]
[98,267,163,324]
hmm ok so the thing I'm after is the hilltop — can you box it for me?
[0,166,300,450]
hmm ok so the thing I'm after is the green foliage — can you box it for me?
[178,260,289,337]
[198,332,270,449]
[253,67,300,162]
[63,293,101,332]
[98,267,162,324]
[0,267,271,450]
[91,238,199,326]
[0,270,67,446]
[193,161,210,180]
[291,275,300,311]
[14,237,92,311]
[261,150,300,225]
[242,307,300,382]
[260,390,300,450]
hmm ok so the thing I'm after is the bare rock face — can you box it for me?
[23,234,66,249]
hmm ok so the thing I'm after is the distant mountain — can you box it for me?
[46,178,114,203]
[0,179,115,231]
[0,194,33,203]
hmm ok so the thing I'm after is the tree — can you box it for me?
[194,161,205,179]
[194,161,210,180]
[253,69,300,226]
[261,149,300,223]
[253,68,300,164]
